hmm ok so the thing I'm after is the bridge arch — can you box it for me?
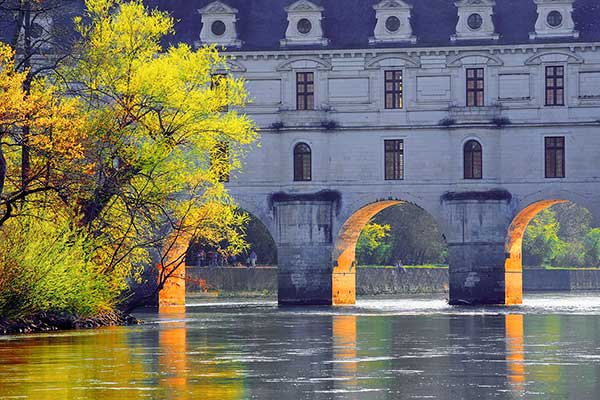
[504,190,600,304]
[332,197,446,305]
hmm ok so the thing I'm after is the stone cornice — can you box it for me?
[224,42,600,62]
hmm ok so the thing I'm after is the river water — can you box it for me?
[2,293,600,399]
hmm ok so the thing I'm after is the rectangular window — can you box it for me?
[384,139,404,180]
[211,74,228,112]
[545,136,565,178]
[211,141,230,183]
[296,72,314,110]
[545,66,565,106]
[466,68,484,107]
[384,70,403,109]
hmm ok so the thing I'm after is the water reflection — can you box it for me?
[159,306,188,398]
[332,315,358,396]
[506,314,525,393]
[2,294,600,399]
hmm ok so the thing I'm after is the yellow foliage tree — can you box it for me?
[0,42,87,224]
[0,0,258,316]
[59,0,258,306]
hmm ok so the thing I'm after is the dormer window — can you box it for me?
[467,13,483,30]
[297,18,312,34]
[530,0,578,39]
[385,16,401,32]
[452,0,499,41]
[546,11,563,27]
[281,0,328,47]
[198,1,242,48]
[211,20,226,36]
[370,0,416,44]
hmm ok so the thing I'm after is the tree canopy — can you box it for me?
[0,0,258,318]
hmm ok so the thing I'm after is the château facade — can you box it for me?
[175,0,600,306]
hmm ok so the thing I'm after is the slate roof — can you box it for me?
[2,1,599,52]
[148,0,600,52]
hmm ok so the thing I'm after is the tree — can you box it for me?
[523,209,565,266]
[356,222,390,265]
[0,42,87,225]
[0,0,81,196]
[57,0,257,305]
[356,203,447,266]
[0,0,258,316]
[584,228,600,267]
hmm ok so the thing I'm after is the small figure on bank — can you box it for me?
[211,252,219,267]
[245,256,251,268]
[250,251,258,268]
[198,249,206,267]
[396,259,406,273]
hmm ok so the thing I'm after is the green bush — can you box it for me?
[0,214,120,319]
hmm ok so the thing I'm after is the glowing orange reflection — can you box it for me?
[506,314,525,392]
[333,315,358,387]
[504,200,566,305]
[159,310,188,398]
[332,201,401,305]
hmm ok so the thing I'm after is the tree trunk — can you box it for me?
[0,142,6,200]
[20,1,31,200]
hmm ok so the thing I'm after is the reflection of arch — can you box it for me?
[504,199,567,305]
[332,198,446,305]
[333,200,400,305]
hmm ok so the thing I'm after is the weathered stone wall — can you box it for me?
[186,267,450,296]
[523,269,600,291]
[186,267,600,297]
[356,268,449,295]
[186,267,277,294]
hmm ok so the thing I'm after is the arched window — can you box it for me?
[464,140,482,179]
[294,143,312,181]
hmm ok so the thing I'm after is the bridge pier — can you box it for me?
[443,191,515,305]
[273,193,339,305]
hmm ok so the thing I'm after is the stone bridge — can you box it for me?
[228,181,600,306]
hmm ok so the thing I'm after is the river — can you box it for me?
[1,293,600,399]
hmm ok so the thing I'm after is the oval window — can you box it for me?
[297,18,312,34]
[547,11,563,27]
[385,16,401,32]
[211,20,226,36]
[467,13,483,30]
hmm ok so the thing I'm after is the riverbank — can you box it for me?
[0,311,138,335]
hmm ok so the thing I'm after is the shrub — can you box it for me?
[0,212,121,319]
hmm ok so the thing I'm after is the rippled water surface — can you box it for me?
[2,293,600,399]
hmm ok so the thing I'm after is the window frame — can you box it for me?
[545,65,565,107]
[544,136,565,179]
[211,140,230,183]
[466,68,485,107]
[211,73,229,112]
[384,139,404,181]
[296,71,315,111]
[463,139,483,180]
[293,142,312,182]
[384,70,403,110]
